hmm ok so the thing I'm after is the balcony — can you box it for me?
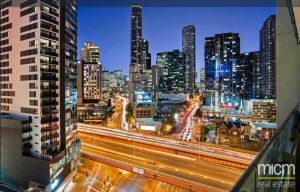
[23,142,33,156]
[41,31,58,41]
[42,108,59,115]
[41,133,59,141]
[232,104,300,191]
[40,76,58,81]
[41,125,59,133]
[41,22,59,33]
[41,117,59,124]
[41,6,59,17]
[22,136,32,142]
[41,0,59,9]
[41,92,58,98]
[41,85,58,90]
[23,142,33,150]
[41,13,59,25]
[22,127,32,133]
[40,48,58,57]
[41,141,59,150]
[41,68,58,73]
[41,59,58,65]
[41,100,58,106]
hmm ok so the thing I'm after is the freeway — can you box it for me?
[78,123,256,165]
[178,101,199,141]
[64,158,188,192]
[79,132,243,192]
[118,96,129,131]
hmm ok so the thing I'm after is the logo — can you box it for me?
[257,163,295,189]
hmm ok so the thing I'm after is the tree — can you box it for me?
[125,103,134,122]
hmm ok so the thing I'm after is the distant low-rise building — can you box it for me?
[136,118,162,133]
[241,125,252,140]
[252,101,276,123]
[217,124,229,145]
[217,123,241,147]
[250,122,277,141]
[157,93,188,102]
[228,126,241,147]
[134,103,155,118]
[77,105,107,124]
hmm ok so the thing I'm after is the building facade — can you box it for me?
[259,15,276,99]
[129,4,143,101]
[157,50,186,94]
[151,64,163,100]
[182,25,196,93]
[252,101,276,123]
[0,0,80,190]
[77,61,102,104]
[236,52,260,100]
[77,43,102,104]
[204,33,240,108]
[80,42,100,63]
[142,39,152,92]
[101,69,125,101]
[199,68,205,92]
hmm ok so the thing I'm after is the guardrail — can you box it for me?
[231,104,299,192]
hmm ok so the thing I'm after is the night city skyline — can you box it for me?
[1,0,300,191]
[78,7,275,75]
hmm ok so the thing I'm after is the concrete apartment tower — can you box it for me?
[77,42,102,105]
[0,0,80,191]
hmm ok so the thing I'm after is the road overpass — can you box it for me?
[79,132,244,192]
[78,124,255,169]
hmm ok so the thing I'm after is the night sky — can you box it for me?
[77,7,275,77]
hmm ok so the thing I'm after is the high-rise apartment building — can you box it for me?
[236,52,260,100]
[157,50,186,94]
[141,39,152,92]
[80,42,100,63]
[259,15,276,99]
[152,64,163,100]
[77,43,102,105]
[204,33,240,107]
[0,0,80,190]
[142,39,151,70]
[182,25,196,93]
[129,4,143,101]
[199,68,205,91]
[77,61,102,104]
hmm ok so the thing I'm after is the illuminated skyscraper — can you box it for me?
[142,39,152,92]
[80,42,100,63]
[259,15,276,99]
[129,4,143,101]
[77,43,102,104]
[204,33,240,107]
[236,52,260,100]
[157,50,186,94]
[182,25,196,93]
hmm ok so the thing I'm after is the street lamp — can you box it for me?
[129,138,136,156]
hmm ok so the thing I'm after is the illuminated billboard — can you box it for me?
[135,91,152,103]
[140,125,156,131]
